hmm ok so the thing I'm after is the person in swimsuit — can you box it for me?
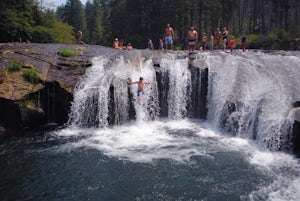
[147,38,154,50]
[126,43,133,50]
[159,38,164,50]
[127,77,156,104]
[222,27,229,50]
[241,32,247,52]
[201,32,208,51]
[186,26,198,54]
[113,38,120,49]
[209,33,214,51]
[164,24,175,50]
[229,36,235,53]
[77,31,83,44]
[214,28,222,49]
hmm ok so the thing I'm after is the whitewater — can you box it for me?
[1,50,300,201]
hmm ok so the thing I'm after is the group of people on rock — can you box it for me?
[76,23,247,53]
[112,38,133,50]
[185,25,248,54]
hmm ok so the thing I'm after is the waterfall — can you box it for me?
[203,51,300,151]
[68,50,300,152]
[160,54,191,119]
[68,53,160,127]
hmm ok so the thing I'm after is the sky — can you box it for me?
[43,0,88,9]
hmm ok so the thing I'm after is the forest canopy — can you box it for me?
[1,0,299,49]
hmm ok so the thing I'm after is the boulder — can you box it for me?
[0,43,119,138]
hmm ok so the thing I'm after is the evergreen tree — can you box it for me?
[85,0,104,44]
[57,0,86,36]
[0,0,37,42]
[0,0,74,43]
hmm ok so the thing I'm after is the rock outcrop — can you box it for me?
[0,43,120,139]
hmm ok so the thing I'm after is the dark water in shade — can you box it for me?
[0,120,300,201]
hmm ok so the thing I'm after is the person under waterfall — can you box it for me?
[127,77,156,105]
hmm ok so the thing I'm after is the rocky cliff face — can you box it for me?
[0,43,120,138]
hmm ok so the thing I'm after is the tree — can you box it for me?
[57,0,86,35]
[0,0,74,43]
[85,0,104,44]
[0,0,37,42]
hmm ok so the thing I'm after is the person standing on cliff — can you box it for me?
[214,27,222,49]
[209,33,214,51]
[147,39,154,50]
[186,26,198,54]
[77,30,83,44]
[164,24,175,50]
[241,32,247,52]
[222,27,229,50]
[229,36,236,53]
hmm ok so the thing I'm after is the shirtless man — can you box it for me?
[164,24,175,50]
[127,77,156,104]
[186,26,198,54]
[112,38,119,48]
[77,30,83,44]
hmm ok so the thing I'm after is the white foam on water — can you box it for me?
[63,50,300,200]
[55,119,218,163]
[54,118,300,200]
[205,52,300,150]
[247,149,300,201]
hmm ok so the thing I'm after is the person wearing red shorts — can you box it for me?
[229,36,236,53]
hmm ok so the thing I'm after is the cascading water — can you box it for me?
[68,52,160,127]
[68,50,300,153]
[2,50,300,201]
[202,51,300,152]
[160,54,191,119]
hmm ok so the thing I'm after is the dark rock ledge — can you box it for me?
[0,43,120,140]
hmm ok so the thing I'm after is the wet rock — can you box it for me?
[293,121,300,157]
[0,43,115,136]
[293,101,300,108]
[20,105,45,128]
[292,107,300,156]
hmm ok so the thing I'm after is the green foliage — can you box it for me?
[290,25,300,38]
[19,99,37,110]
[277,29,288,40]
[0,1,75,43]
[48,22,75,43]
[1,0,300,48]
[247,34,262,43]
[32,26,54,43]
[173,45,183,51]
[58,48,76,57]
[32,13,75,43]
[57,0,87,35]
[22,69,41,84]
[84,0,104,44]
[267,32,276,41]
[71,61,79,67]
[8,61,22,72]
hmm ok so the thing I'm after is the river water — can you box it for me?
[1,119,300,200]
[1,50,300,200]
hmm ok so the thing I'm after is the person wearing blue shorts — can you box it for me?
[127,77,156,105]
[164,24,175,50]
